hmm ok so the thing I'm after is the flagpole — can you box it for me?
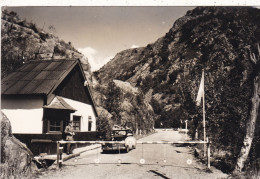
[195,69,206,156]
[202,69,206,157]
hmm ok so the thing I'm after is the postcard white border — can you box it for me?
[0,0,259,7]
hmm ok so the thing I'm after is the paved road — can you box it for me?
[36,130,227,179]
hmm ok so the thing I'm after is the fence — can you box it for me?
[56,138,211,169]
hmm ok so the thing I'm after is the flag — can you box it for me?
[196,71,204,106]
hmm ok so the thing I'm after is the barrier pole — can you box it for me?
[207,138,211,169]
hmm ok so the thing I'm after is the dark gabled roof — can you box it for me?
[43,96,76,111]
[2,59,99,117]
[2,60,78,95]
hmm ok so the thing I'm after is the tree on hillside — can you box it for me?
[96,115,112,139]
[235,46,260,172]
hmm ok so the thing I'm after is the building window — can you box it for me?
[88,121,92,131]
[73,115,81,131]
[88,116,92,131]
[48,120,63,133]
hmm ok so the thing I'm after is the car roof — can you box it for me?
[113,129,131,131]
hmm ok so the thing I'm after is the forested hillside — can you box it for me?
[95,7,260,173]
[94,80,155,138]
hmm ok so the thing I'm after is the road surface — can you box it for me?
[35,130,227,179]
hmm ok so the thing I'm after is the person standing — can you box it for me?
[64,121,75,155]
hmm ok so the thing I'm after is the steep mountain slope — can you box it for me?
[1,10,92,81]
[95,7,260,171]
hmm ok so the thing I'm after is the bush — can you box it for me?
[39,32,49,41]
[96,116,112,139]
[28,22,39,33]
[53,45,66,56]
[17,20,26,27]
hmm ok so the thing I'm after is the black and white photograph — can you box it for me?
[1,1,260,178]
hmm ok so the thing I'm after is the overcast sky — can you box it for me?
[5,6,194,71]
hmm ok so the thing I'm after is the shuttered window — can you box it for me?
[88,116,92,131]
[48,120,63,133]
[73,115,81,131]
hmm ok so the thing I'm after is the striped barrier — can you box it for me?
[136,140,207,144]
[56,138,211,169]
[58,140,207,144]
[59,141,125,144]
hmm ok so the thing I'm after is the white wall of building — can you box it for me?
[63,97,96,132]
[2,108,43,134]
[1,96,97,133]
[1,97,44,134]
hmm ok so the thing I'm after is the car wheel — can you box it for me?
[101,149,106,154]
[126,146,130,153]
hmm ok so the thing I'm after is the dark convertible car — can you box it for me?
[101,129,136,153]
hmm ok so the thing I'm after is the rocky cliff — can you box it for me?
[95,7,260,171]
[1,113,37,179]
[1,10,92,81]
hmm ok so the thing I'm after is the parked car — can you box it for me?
[101,129,136,153]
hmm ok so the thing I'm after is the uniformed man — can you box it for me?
[64,121,75,155]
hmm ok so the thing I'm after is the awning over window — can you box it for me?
[43,96,76,111]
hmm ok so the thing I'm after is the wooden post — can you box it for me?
[185,120,188,134]
[207,138,211,169]
[57,142,60,168]
[57,142,63,168]
[59,146,63,168]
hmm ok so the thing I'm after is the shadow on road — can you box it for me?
[101,150,128,154]
[148,170,170,179]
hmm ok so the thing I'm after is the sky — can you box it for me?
[4,6,194,71]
